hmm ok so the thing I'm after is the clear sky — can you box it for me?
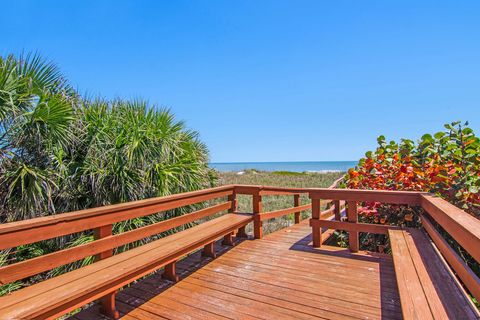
[2,1,479,162]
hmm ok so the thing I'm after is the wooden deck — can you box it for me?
[72,220,402,320]
[4,185,477,319]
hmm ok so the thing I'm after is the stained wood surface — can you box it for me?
[0,213,252,319]
[2,185,479,320]
[420,194,480,264]
[72,220,403,319]
[421,215,480,303]
[0,201,233,285]
[0,186,235,249]
[260,203,311,221]
[313,219,401,234]
[388,228,479,320]
[309,188,422,205]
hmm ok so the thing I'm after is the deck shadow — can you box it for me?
[69,237,248,320]
[72,224,403,320]
[288,232,401,319]
[288,232,389,264]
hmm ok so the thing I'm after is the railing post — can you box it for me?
[334,200,341,221]
[311,198,322,247]
[94,224,119,319]
[294,194,301,224]
[346,201,359,252]
[253,192,263,239]
[228,192,238,213]
[230,191,248,238]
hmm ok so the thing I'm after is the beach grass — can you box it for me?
[217,170,344,234]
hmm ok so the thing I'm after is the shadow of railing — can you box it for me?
[288,232,402,319]
[69,237,247,320]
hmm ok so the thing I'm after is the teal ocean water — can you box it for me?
[209,161,357,173]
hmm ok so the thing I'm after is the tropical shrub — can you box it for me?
[340,121,480,288]
[0,53,215,294]
[346,121,480,219]
[0,53,76,222]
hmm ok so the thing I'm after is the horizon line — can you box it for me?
[209,160,357,164]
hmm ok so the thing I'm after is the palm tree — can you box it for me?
[0,53,215,293]
[1,53,214,222]
[0,53,76,221]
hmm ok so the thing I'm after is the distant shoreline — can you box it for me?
[220,169,346,176]
[209,161,356,173]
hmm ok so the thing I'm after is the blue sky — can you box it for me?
[2,1,479,162]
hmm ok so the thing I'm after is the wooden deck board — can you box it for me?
[71,221,402,319]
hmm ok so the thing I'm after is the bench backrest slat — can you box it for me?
[0,201,232,285]
[420,194,480,264]
[0,186,234,249]
[421,215,480,303]
[308,188,422,205]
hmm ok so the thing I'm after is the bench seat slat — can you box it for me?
[389,228,479,320]
[388,229,433,319]
[0,213,252,319]
[404,228,476,319]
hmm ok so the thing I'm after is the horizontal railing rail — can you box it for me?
[419,194,480,302]
[0,185,237,285]
[309,188,424,205]
[0,185,235,249]
[232,181,343,239]
[260,204,311,221]
[304,187,480,303]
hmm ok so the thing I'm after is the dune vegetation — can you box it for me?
[218,170,343,234]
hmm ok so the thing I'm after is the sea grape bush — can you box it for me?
[341,121,480,280]
[343,121,480,304]
[346,121,480,219]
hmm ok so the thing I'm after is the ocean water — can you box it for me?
[209,161,357,173]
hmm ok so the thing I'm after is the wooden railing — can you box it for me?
[420,194,480,301]
[0,185,236,285]
[233,182,344,240]
[305,188,480,303]
[230,184,480,303]
[1,183,479,310]
[309,189,421,250]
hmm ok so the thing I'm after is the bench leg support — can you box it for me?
[202,242,216,258]
[99,292,120,319]
[162,261,180,282]
[222,232,235,246]
[236,226,248,238]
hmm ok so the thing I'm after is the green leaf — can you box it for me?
[421,134,434,143]
[434,132,445,139]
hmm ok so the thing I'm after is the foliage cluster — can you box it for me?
[0,53,214,295]
[346,121,480,218]
[341,122,480,289]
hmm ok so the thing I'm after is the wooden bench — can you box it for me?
[0,185,252,319]
[0,213,251,319]
[388,228,479,319]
